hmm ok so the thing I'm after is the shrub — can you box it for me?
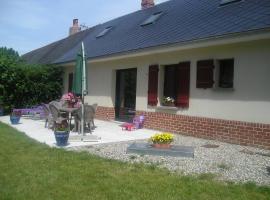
[0,47,63,113]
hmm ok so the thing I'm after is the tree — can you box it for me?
[0,47,20,67]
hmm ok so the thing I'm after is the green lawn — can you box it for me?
[0,122,269,200]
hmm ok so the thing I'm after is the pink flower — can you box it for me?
[61,92,75,101]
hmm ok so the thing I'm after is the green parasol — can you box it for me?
[72,43,87,96]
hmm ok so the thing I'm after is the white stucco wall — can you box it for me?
[63,39,270,124]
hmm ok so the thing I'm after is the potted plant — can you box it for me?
[150,132,174,149]
[162,97,175,107]
[54,121,70,146]
[10,110,22,124]
[61,92,78,108]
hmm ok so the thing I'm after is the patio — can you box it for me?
[0,116,157,148]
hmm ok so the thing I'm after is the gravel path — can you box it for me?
[70,134,270,185]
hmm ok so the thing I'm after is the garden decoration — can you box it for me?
[54,121,70,146]
[10,110,22,124]
[133,115,145,129]
[13,105,45,119]
[31,105,46,120]
[150,132,174,149]
[162,97,175,106]
[121,123,136,131]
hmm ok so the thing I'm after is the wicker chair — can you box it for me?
[49,103,69,130]
[76,105,96,133]
[41,103,53,129]
[90,103,98,127]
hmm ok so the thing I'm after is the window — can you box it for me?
[163,65,177,101]
[196,59,215,89]
[96,26,113,38]
[219,0,242,6]
[141,12,163,26]
[162,62,190,108]
[148,65,159,106]
[218,59,234,88]
[68,73,73,92]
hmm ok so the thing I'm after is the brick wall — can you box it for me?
[96,106,115,121]
[136,111,270,150]
[95,106,270,149]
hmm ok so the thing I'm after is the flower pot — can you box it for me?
[152,143,172,149]
[10,116,21,125]
[54,131,69,146]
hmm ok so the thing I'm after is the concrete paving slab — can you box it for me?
[0,116,157,148]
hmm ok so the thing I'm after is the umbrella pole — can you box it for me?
[81,42,86,136]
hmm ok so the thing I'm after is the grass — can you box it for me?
[0,122,269,200]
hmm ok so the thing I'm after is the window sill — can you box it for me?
[212,87,235,91]
[156,106,179,111]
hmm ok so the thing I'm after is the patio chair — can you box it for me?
[76,105,96,134]
[41,103,53,129]
[91,103,98,128]
[49,101,62,109]
[49,104,69,130]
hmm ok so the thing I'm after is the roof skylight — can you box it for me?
[220,0,242,6]
[96,26,113,38]
[141,11,163,26]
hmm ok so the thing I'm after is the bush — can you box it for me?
[0,47,63,113]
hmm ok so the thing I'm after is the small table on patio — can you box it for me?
[59,107,79,130]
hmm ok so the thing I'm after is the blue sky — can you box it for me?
[0,0,168,55]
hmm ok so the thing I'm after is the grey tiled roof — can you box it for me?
[22,0,270,64]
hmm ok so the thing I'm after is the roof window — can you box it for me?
[141,11,163,26]
[220,0,242,6]
[96,26,113,38]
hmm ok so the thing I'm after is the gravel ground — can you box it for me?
[70,134,270,185]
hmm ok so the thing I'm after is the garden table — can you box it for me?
[59,107,78,130]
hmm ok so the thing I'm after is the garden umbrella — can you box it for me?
[72,42,87,136]
[72,43,87,96]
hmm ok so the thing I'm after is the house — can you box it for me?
[22,0,270,149]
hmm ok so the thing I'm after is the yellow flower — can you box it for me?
[150,132,174,144]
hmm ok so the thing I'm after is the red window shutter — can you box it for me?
[148,65,159,106]
[175,62,190,108]
[196,59,214,88]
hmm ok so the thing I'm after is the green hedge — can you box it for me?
[0,47,63,113]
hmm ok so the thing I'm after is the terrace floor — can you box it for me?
[0,116,157,148]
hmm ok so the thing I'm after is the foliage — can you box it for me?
[0,123,270,200]
[54,121,69,132]
[0,47,63,113]
[0,47,20,67]
[163,96,175,104]
[150,132,174,144]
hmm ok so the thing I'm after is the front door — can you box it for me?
[115,68,137,122]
